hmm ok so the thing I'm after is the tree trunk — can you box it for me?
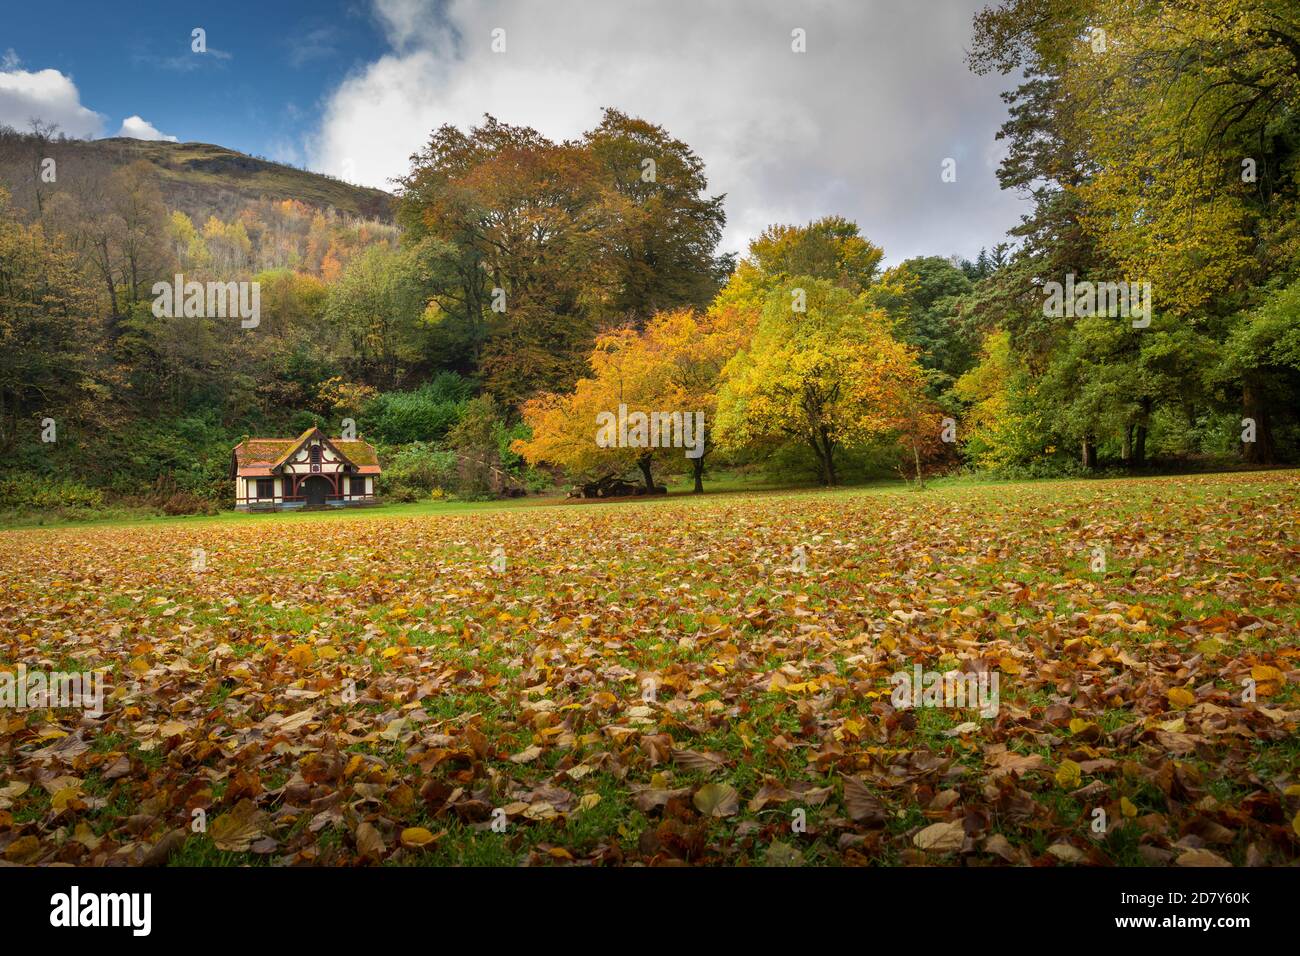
[1122,424,1132,465]
[692,456,704,494]
[821,428,838,486]
[1132,397,1150,468]
[638,455,655,492]
[807,436,829,486]
[1242,383,1275,464]
[1081,435,1097,470]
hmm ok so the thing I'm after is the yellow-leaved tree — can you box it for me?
[634,304,753,491]
[715,279,931,485]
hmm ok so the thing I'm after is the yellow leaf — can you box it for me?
[4,835,41,863]
[73,821,102,850]
[1166,687,1196,709]
[693,782,739,817]
[1121,796,1138,818]
[400,827,438,848]
[1055,759,1082,789]
[1251,664,1285,684]
[51,787,81,812]
[287,644,315,666]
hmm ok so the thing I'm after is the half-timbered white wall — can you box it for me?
[282,438,345,475]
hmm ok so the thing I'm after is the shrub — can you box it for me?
[0,474,105,510]
[361,373,473,444]
[136,475,219,516]
[377,442,457,500]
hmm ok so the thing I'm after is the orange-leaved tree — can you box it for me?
[514,304,753,493]
[513,328,664,491]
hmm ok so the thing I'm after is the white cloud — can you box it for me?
[116,115,179,142]
[309,0,1028,263]
[0,65,104,137]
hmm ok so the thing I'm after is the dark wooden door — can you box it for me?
[303,476,329,506]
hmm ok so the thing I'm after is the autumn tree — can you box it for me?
[715,280,931,486]
[398,117,614,405]
[325,244,433,390]
[583,108,731,324]
[0,187,108,450]
[44,160,173,327]
[514,328,669,491]
[399,112,734,407]
[634,305,752,492]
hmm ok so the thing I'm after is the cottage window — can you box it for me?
[350,476,366,496]
[255,478,274,499]
[309,444,322,464]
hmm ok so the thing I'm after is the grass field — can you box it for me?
[2,471,1297,866]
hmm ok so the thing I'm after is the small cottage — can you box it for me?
[231,427,381,510]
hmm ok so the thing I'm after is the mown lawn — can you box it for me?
[1,471,1297,866]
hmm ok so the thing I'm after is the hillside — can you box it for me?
[0,131,394,223]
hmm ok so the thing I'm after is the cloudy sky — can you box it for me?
[1,0,1027,263]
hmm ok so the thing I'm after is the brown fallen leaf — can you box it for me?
[141,828,186,866]
[914,821,964,852]
[209,799,266,852]
[842,774,887,826]
[1047,842,1086,864]
[356,821,386,859]
[748,780,798,813]
[630,785,692,813]
[1176,848,1232,867]
[671,748,727,773]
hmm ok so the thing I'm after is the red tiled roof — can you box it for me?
[232,433,381,477]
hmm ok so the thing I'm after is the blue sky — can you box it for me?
[1,0,387,164]
[1,0,1028,262]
